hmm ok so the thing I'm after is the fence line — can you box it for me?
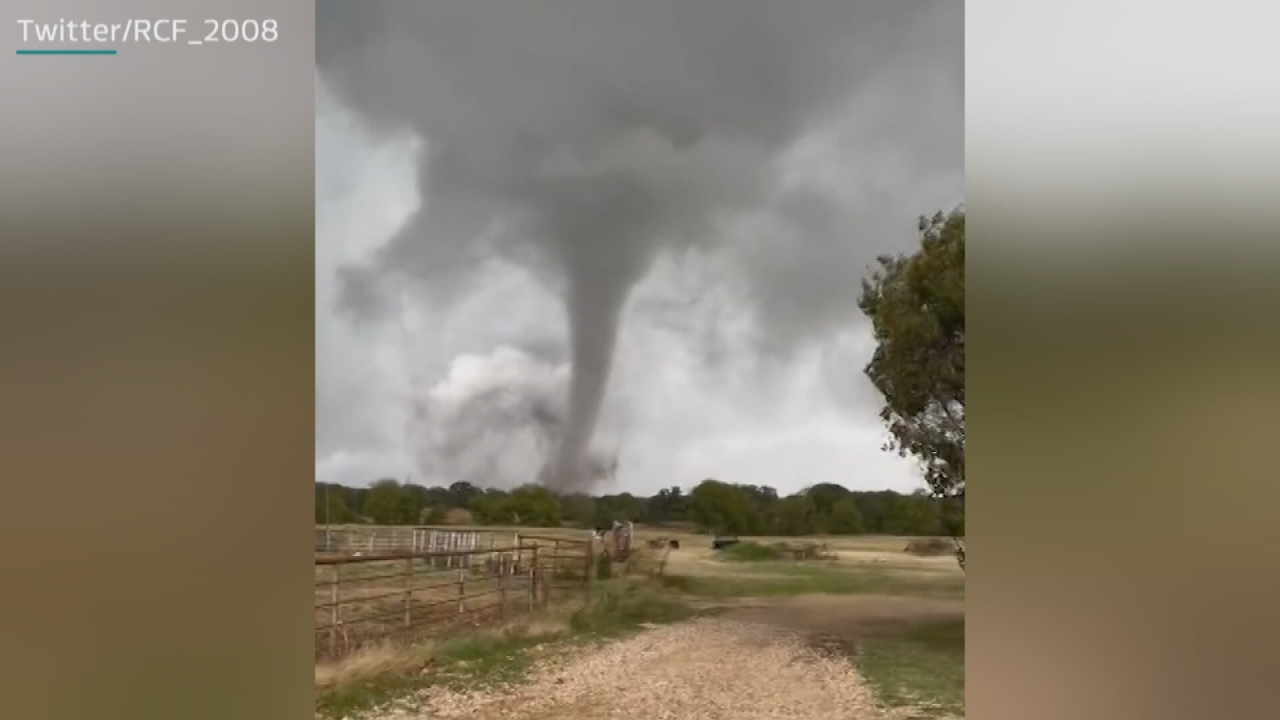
[316,526,524,557]
[314,539,595,660]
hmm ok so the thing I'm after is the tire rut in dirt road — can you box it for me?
[374,617,908,720]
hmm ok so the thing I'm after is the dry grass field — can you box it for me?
[317,524,964,720]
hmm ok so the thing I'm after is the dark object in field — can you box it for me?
[711,535,740,550]
[668,539,680,549]
[647,539,664,549]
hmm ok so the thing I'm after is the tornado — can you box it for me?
[315,0,961,491]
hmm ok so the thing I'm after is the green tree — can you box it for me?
[362,479,415,524]
[315,483,353,525]
[594,493,646,527]
[880,493,940,536]
[738,485,779,519]
[315,479,959,550]
[468,493,503,524]
[851,491,898,534]
[558,492,597,527]
[859,208,965,566]
[505,484,562,527]
[772,494,820,535]
[446,481,482,508]
[689,479,757,535]
[940,495,965,537]
[645,486,688,523]
[827,497,867,534]
[805,483,853,518]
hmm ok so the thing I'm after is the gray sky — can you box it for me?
[315,1,963,496]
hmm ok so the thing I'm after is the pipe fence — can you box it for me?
[314,538,594,660]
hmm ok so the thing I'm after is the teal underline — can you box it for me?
[16,49,117,55]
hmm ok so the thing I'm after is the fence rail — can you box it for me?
[315,526,527,556]
[314,538,594,660]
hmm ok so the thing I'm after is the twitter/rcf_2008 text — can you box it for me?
[16,18,279,46]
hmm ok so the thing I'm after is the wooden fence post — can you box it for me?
[499,563,508,619]
[457,568,466,614]
[329,564,340,656]
[552,540,561,596]
[403,557,413,628]
[528,545,539,611]
[585,538,595,599]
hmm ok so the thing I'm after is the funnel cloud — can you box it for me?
[315,1,963,493]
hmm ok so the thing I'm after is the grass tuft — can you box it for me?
[718,540,783,561]
[569,583,698,635]
[315,622,564,718]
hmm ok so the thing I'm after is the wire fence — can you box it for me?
[314,537,595,660]
[315,526,530,556]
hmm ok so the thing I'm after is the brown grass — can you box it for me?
[315,638,438,693]
[315,606,579,694]
[772,540,839,561]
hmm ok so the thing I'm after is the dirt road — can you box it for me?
[372,595,963,720]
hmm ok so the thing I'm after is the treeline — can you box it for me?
[316,478,964,538]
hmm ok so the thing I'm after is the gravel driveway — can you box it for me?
[372,618,913,720]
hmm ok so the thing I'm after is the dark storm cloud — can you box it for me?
[315,0,963,491]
